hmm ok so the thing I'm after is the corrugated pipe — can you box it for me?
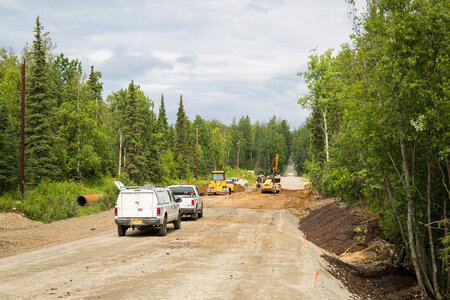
[77,194,105,206]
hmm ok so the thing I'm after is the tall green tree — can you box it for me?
[25,17,58,186]
[157,94,169,149]
[123,81,144,182]
[174,95,189,178]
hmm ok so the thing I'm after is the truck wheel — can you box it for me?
[192,209,198,221]
[118,225,127,236]
[198,206,203,218]
[228,188,232,195]
[272,186,276,194]
[159,215,167,236]
[173,214,181,229]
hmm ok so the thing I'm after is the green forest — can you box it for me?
[294,0,449,297]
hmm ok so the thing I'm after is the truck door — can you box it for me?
[167,190,177,220]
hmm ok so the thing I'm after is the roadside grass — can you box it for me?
[0,177,118,223]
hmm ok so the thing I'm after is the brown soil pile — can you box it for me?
[197,184,209,195]
[284,188,315,217]
[298,201,419,299]
[197,183,246,195]
[0,210,115,259]
[299,202,383,255]
[323,254,420,299]
[0,211,41,231]
[233,184,246,193]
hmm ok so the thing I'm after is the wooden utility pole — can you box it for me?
[196,128,198,181]
[19,59,25,195]
[237,140,240,168]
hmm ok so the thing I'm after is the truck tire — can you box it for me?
[198,206,203,218]
[228,188,232,195]
[159,215,167,236]
[118,225,127,236]
[192,209,198,221]
[272,186,276,194]
[173,214,181,229]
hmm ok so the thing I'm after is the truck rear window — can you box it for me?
[169,186,196,196]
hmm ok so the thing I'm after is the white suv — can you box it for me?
[168,185,204,220]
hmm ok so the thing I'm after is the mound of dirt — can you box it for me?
[197,184,209,195]
[233,184,246,193]
[197,183,246,195]
[299,201,419,299]
[298,202,383,255]
[0,212,41,231]
[323,254,420,300]
[284,188,315,217]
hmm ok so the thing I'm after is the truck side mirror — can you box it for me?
[199,193,205,197]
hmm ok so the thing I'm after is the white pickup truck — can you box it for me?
[168,185,204,220]
[114,181,182,236]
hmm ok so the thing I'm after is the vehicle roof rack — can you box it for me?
[114,181,155,190]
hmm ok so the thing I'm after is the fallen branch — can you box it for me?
[359,217,377,224]
[343,242,359,254]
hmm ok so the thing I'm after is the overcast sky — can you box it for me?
[0,0,356,129]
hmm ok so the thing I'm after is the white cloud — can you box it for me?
[0,0,355,128]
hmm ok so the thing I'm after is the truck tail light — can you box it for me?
[157,207,161,216]
[115,207,117,216]
[191,199,194,206]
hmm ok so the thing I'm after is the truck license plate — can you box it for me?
[133,220,141,225]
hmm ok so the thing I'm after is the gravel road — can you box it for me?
[0,205,352,299]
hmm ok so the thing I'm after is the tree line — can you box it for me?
[296,0,448,297]
[0,17,292,193]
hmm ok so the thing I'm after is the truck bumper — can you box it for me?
[115,218,161,226]
[180,208,195,215]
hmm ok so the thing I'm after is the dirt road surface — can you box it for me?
[0,178,353,299]
[282,159,305,190]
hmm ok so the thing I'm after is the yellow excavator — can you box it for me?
[261,154,282,194]
[207,171,234,195]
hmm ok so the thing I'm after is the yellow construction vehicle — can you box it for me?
[261,154,282,194]
[207,171,234,195]
[255,171,266,188]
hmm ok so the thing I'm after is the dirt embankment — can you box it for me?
[298,200,420,300]
[0,209,115,259]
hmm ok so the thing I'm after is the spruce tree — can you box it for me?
[25,17,58,185]
[174,95,189,178]
[157,94,168,131]
[123,80,144,182]
[157,94,169,149]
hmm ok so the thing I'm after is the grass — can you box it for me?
[0,177,118,223]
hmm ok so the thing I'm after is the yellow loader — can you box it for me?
[207,171,234,195]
